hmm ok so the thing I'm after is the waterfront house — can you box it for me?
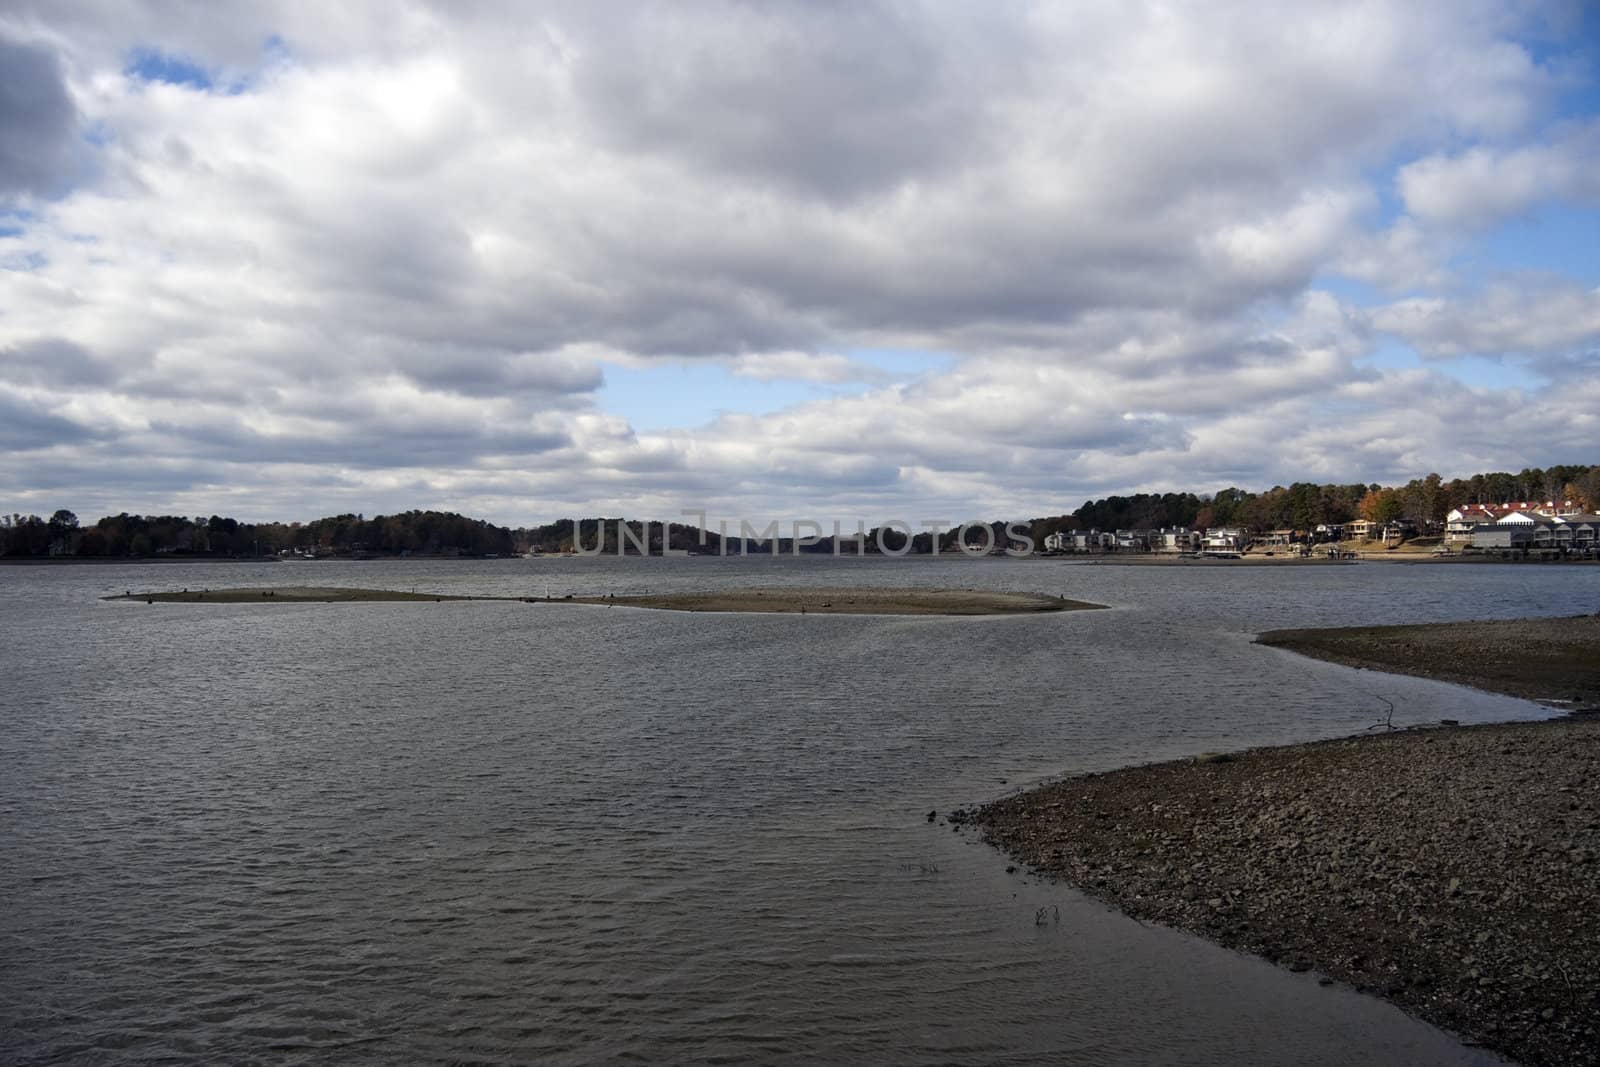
[1565,515,1600,553]
[1473,511,1575,554]
[1044,529,1114,553]
[1446,505,1501,542]
[1202,526,1250,552]
[1151,528,1199,553]
[1381,519,1417,544]
[1470,524,1529,551]
[1114,529,1150,552]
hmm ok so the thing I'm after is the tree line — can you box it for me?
[1030,464,1599,541]
[1,509,517,559]
[4,463,1595,558]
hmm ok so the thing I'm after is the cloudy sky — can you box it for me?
[2,2,1598,525]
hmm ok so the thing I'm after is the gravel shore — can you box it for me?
[973,721,1600,1066]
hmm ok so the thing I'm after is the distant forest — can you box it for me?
[4,463,1596,558]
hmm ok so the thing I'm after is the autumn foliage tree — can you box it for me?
[1358,489,1405,526]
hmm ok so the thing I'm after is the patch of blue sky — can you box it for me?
[843,347,954,377]
[1362,161,1410,228]
[1554,74,1600,122]
[125,36,290,95]
[0,209,30,239]
[1357,339,1542,391]
[125,48,213,90]
[1309,275,1387,308]
[600,362,824,431]
[1435,356,1545,391]
[1452,203,1600,286]
[1530,7,1599,114]
[1355,339,1422,372]
[599,348,950,432]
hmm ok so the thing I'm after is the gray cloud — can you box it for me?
[0,388,97,450]
[567,3,1008,203]
[0,337,115,387]
[0,35,80,197]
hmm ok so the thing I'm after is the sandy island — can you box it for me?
[106,586,486,603]
[105,585,1104,616]
[969,615,1600,1066]
[581,587,1101,615]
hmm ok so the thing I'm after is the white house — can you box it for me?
[1113,529,1149,551]
[1446,505,1501,542]
[1151,528,1199,553]
[1043,529,1116,553]
[1203,526,1250,552]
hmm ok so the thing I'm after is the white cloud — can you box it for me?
[1335,218,1452,292]
[1371,282,1600,359]
[1397,120,1600,229]
[728,352,886,384]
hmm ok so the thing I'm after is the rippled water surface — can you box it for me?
[4,557,1596,1064]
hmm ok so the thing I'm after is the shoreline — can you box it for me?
[1258,615,1600,711]
[971,615,1600,1065]
[971,719,1599,1066]
[104,585,1104,616]
[1071,552,1595,565]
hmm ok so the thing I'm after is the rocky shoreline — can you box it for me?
[970,720,1600,1066]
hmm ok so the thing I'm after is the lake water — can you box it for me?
[4,557,1596,1064]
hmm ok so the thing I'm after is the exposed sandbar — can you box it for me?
[972,720,1600,1067]
[1258,615,1600,709]
[105,587,491,603]
[107,585,1104,615]
[576,587,1101,615]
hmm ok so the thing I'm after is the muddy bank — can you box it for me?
[972,721,1600,1066]
[1258,615,1600,710]
[107,585,1103,615]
